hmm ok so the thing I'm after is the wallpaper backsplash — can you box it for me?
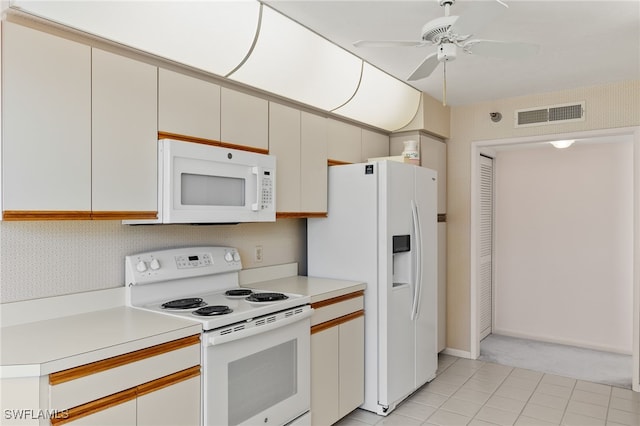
[0,219,306,303]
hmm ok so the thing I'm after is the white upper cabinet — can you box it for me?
[269,104,328,215]
[391,133,446,214]
[2,21,91,216]
[221,87,269,152]
[158,69,221,141]
[92,49,157,216]
[300,112,328,214]
[269,102,301,213]
[361,129,390,161]
[327,119,362,164]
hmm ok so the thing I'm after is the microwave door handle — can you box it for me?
[251,166,261,211]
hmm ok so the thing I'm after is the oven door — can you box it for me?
[161,139,275,223]
[203,308,311,426]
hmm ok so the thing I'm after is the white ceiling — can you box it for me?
[264,0,640,106]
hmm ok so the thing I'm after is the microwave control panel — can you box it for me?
[260,169,275,211]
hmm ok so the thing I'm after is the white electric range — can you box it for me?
[125,246,312,426]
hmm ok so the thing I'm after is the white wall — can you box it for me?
[447,79,640,352]
[0,219,306,303]
[493,140,634,353]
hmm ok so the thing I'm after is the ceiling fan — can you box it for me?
[353,0,539,105]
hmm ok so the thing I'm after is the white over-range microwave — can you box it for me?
[126,139,276,224]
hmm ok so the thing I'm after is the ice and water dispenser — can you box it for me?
[392,235,412,287]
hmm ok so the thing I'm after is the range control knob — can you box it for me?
[149,259,161,270]
[136,261,148,273]
[233,252,241,262]
[224,252,234,262]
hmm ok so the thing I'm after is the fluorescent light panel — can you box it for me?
[13,0,422,131]
[11,0,261,77]
[332,63,421,132]
[228,6,362,111]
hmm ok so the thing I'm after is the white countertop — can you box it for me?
[248,275,365,304]
[0,268,364,379]
[0,306,201,378]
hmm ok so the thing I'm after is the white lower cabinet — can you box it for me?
[49,335,200,426]
[62,398,137,426]
[310,293,364,425]
[137,376,200,426]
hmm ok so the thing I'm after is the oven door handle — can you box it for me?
[206,307,313,346]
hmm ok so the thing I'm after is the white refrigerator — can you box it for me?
[308,160,438,416]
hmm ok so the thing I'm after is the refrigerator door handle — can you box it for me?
[410,200,423,320]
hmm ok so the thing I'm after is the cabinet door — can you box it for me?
[327,119,361,164]
[269,102,301,213]
[300,112,328,214]
[91,49,157,216]
[338,316,365,418]
[2,22,91,215]
[419,134,447,214]
[65,399,136,426]
[137,376,200,426]
[158,68,221,141]
[361,129,389,161]
[221,87,268,151]
[311,327,339,426]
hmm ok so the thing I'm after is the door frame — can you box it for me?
[469,126,640,392]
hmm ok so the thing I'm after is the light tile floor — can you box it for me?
[335,355,640,426]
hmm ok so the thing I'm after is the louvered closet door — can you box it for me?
[479,155,494,340]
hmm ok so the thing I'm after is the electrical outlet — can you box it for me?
[254,245,263,263]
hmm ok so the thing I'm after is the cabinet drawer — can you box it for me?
[311,291,364,327]
[50,335,200,410]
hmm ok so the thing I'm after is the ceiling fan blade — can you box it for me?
[464,39,540,59]
[450,0,508,37]
[407,52,440,81]
[353,40,426,48]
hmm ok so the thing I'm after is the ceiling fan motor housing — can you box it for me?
[438,43,457,62]
[421,16,457,43]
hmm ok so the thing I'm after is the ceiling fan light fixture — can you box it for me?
[438,43,457,62]
[550,139,575,149]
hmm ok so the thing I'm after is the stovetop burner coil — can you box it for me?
[225,289,254,297]
[161,297,206,309]
[193,305,233,316]
[245,292,289,302]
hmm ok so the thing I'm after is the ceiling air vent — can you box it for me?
[515,102,584,128]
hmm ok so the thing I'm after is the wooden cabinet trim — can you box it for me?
[311,290,364,310]
[50,366,200,425]
[276,212,327,219]
[91,211,157,220]
[136,365,200,397]
[3,211,158,221]
[49,334,200,385]
[311,310,364,335]
[159,131,269,154]
[2,211,92,221]
[158,131,222,146]
[50,387,137,426]
[328,159,352,166]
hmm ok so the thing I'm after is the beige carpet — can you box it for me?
[479,334,632,389]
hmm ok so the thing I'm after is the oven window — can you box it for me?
[181,173,245,206]
[228,340,297,425]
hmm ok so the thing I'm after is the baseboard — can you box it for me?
[442,348,474,359]
[492,328,633,356]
